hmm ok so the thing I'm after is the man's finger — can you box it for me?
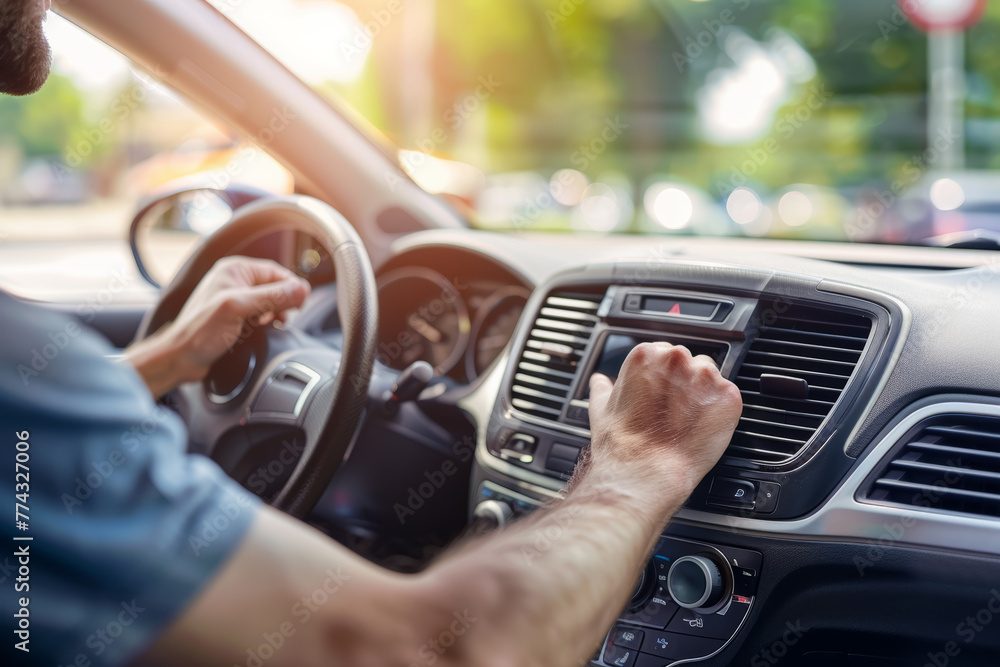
[236,256,301,288]
[588,373,614,420]
[233,277,311,319]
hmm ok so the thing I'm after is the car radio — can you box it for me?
[471,481,762,667]
[596,535,762,666]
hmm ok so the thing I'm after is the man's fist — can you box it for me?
[586,342,742,494]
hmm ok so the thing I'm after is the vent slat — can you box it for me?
[890,459,1000,483]
[733,430,810,445]
[539,307,599,323]
[725,444,796,462]
[756,325,869,347]
[530,328,592,346]
[739,417,818,433]
[546,296,600,311]
[518,361,576,381]
[512,384,566,402]
[726,302,873,463]
[513,373,572,393]
[925,425,1000,443]
[865,415,1000,520]
[510,292,603,421]
[533,318,595,334]
[743,351,858,371]
[511,398,561,417]
[874,479,1000,504]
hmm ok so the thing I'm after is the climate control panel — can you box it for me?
[596,536,762,667]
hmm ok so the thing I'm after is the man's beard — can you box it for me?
[0,1,52,96]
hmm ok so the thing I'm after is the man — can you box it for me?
[0,2,743,666]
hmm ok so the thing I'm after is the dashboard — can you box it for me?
[217,223,1000,665]
[377,230,1000,667]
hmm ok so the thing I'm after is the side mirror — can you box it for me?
[129,185,268,287]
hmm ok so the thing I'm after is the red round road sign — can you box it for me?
[899,0,988,32]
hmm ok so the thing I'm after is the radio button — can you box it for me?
[611,626,644,651]
[640,630,723,660]
[666,600,750,640]
[708,477,757,506]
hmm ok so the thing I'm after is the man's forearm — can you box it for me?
[414,458,691,667]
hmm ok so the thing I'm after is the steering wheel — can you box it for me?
[135,195,378,519]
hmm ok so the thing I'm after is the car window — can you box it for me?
[0,14,293,299]
[215,0,1000,245]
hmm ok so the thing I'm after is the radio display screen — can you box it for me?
[583,334,726,397]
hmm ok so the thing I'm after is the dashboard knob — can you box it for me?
[667,555,725,610]
[473,500,514,528]
[628,562,656,612]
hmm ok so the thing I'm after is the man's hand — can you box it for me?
[125,256,311,397]
[586,341,743,497]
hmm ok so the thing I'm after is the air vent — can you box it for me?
[729,303,873,463]
[509,292,602,421]
[865,415,1000,520]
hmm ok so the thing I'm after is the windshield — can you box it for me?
[220,0,997,245]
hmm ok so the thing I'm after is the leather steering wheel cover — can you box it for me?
[136,196,364,340]
[138,195,378,518]
[271,240,377,516]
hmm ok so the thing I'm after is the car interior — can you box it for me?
[4,0,1000,665]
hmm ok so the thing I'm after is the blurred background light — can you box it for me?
[726,187,763,225]
[778,190,813,226]
[645,185,693,230]
[929,177,965,211]
[550,169,589,207]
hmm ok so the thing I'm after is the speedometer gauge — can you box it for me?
[376,267,471,375]
[465,286,531,380]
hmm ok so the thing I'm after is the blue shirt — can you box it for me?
[0,290,260,665]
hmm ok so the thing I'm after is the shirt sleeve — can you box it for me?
[0,291,261,666]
